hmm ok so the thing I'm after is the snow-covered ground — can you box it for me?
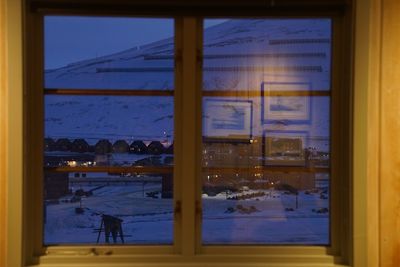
[45,182,174,245]
[45,182,328,245]
[202,190,328,244]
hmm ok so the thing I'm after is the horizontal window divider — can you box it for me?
[44,89,174,96]
[43,89,330,97]
[44,165,329,174]
[30,1,346,17]
[55,66,325,73]
[204,166,330,173]
[203,90,330,97]
[44,165,173,174]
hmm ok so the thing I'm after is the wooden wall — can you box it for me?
[379,0,400,266]
[0,0,7,266]
[366,0,381,265]
[358,0,400,266]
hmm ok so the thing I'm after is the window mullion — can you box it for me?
[27,12,46,259]
[178,17,202,257]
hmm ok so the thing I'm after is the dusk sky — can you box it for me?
[45,16,227,69]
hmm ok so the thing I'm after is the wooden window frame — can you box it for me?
[9,0,355,266]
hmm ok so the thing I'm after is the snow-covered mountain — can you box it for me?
[45,19,331,148]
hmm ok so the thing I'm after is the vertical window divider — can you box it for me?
[329,15,350,262]
[195,18,203,254]
[26,10,45,263]
[179,17,202,258]
[173,16,183,255]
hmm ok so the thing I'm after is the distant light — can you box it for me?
[67,160,77,167]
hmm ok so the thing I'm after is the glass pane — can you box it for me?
[44,16,174,90]
[43,16,175,245]
[44,172,173,245]
[202,19,331,245]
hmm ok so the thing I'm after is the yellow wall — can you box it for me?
[3,1,24,267]
[0,0,7,266]
[2,0,400,266]
[379,0,400,266]
[354,0,400,266]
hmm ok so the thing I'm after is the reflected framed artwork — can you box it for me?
[203,99,253,143]
[263,130,308,166]
[261,82,311,124]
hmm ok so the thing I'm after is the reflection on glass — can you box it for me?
[44,16,174,90]
[44,173,173,245]
[203,19,331,91]
[202,19,331,245]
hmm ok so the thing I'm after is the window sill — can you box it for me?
[29,247,347,267]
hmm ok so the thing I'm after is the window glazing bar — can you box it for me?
[44,89,174,96]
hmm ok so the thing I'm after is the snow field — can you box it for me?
[45,184,328,245]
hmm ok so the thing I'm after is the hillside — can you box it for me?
[45,19,331,148]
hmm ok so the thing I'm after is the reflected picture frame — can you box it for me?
[203,99,253,143]
[261,82,311,124]
[262,130,308,166]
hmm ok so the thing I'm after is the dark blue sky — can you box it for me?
[45,17,227,69]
